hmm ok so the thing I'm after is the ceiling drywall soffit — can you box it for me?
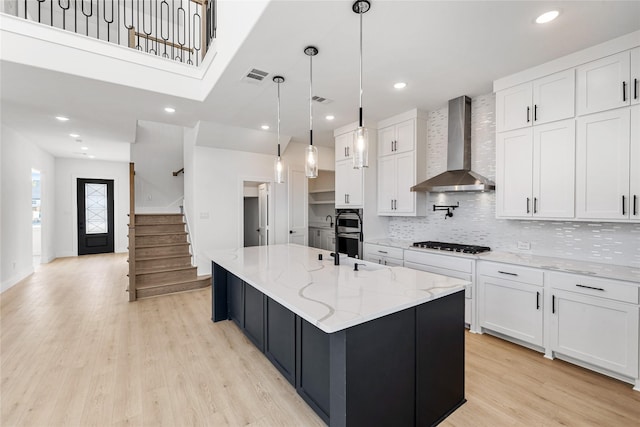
[195,120,292,156]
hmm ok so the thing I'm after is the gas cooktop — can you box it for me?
[412,241,491,254]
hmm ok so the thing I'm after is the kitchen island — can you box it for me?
[210,244,469,426]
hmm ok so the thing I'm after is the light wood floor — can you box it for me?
[1,254,639,426]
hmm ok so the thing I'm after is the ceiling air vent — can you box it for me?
[312,95,333,104]
[242,67,269,84]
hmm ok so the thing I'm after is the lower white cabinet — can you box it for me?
[363,243,404,267]
[548,272,639,378]
[478,262,544,347]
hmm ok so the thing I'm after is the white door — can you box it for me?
[532,119,575,218]
[576,109,630,220]
[288,168,307,245]
[576,51,630,115]
[532,69,575,125]
[496,82,532,132]
[258,183,269,246]
[496,128,533,217]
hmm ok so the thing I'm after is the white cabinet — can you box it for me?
[496,69,575,132]
[576,108,636,220]
[376,111,426,216]
[335,160,363,208]
[497,119,575,219]
[548,272,639,378]
[363,243,404,267]
[322,230,335,252]
[632,47,640,105]
[335,132,353,161]
[577,50,634,115]
[378,119,414,156]
[478,262,544,348]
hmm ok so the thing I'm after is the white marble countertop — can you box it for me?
[308,222,334,230]
[364,238,414,249]
[208,244,469,334]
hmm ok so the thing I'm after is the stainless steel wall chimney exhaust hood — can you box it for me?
[411,96,495,193]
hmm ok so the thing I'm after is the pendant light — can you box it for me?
[273,75,285,184]
[304,46,319,178]
[352,0,370,169]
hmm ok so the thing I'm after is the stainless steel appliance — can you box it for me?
[335,209,363,259]
[412,241,491,254]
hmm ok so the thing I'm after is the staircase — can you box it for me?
[129,213,210,299]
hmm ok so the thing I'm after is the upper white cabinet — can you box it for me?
[497,119,575,219]
[335,132,353,161]
[335,159,363,208]
[496,69,575,132]
[576,108,633,220]
[376,110,426,216]
[576,49,640,115]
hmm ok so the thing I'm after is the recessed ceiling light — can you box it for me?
[536,10,559,24]
[261,125,270,130]
[164,107,176,113]
[80,146,89,150]
[56,116,69,121]
[88,155,96,159]
[69,133,80,138]
[393,82,407,89]
[326,115,335,121]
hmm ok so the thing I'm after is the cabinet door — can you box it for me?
[532,69,575,125]
[496,128,533,217]
[323,232,335,252]
[496,82,533,132]
[265,298,296,385]
[377,156,396,214]
[631,105,640,219]
[576,51,630,115]
[244,284,265,351]
[478,276,543,347]
[228,274,244,328]
[394,151,416,213]
[382,257,403,267]
[550,290,639,378]
[576,109,631,219]
[378,125,396,157]
[394,119,415,154]
[346,164,364,207]
[335,132,353,161]
[532,119,575,218]
[631,47,640,105]
[335,161,349,208]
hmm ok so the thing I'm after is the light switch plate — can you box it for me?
[517,241,531,250]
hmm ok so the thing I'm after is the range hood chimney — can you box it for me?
[411,96,495,193]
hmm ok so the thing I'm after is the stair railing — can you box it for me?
[12,0,216,66]
[128,162,136,301]
[181,199,196,268]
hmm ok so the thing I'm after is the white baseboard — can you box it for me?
[1,267,35,293]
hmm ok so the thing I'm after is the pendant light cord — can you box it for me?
[309,53,313,146]
[358,8,363,127]
[277,80,281,157]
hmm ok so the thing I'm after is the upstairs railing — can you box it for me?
[128,162,136,301]
[13,0,216,66]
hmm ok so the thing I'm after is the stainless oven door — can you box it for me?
[337,233,362,259]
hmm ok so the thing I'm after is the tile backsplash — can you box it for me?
[388,93,640,269]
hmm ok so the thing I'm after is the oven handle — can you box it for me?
[337,233,360,240]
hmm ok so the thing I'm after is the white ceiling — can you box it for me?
[2,0,640,161]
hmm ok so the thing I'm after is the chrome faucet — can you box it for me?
[325,215,333,228]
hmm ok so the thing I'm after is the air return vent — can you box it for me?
[312,95,333,104]
[242,67,269,83]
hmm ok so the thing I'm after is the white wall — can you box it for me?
[1,125,55,292]
[132,121,184,213]
[54,158,129,257]
[191,145,289,274]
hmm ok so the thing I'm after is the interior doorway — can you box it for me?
[32,169,41,267]
[77,178,115,255]
[243,181,270,247]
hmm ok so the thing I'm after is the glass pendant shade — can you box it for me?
[352,126,369,168]
[305,144,318,178]
[274,156,284,183]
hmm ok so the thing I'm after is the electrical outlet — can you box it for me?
[517,241,531,250]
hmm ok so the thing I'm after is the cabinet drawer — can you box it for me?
[477,261,543,286]
[364,243,404,261]
[548,272,639,304]
[404,250,473,274]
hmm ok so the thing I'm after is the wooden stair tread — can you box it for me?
[136,231,187,237]
[136,276,210,291]
[136,265,195,275]
[135,243,189,249]
[136,254,191,262]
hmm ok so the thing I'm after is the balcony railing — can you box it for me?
[12,0,216,66]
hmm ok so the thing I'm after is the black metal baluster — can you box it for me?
[96,0,99,40]
[193,9,201,66]
[74,0,77,33]
[160,0,169,58]
[103,0,115,42]
[50,0,53,26]
[187,0,192,65]
[177,1,185,62]
[81,0,92,37]
[171,0,175,62]
[59,0,70,30]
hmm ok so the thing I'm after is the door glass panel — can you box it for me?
[85,183,108,234]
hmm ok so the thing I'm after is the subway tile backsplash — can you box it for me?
[388,93,640,269]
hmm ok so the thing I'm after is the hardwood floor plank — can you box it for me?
[2,254,639,426]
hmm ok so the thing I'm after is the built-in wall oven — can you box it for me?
[335,209,363,259]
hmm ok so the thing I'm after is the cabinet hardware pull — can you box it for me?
[534,197,538,214]
[634,195,638,216]
[576,284,605,292]
[526,106,530,123]
[391,200,394,210]
[635,78,639,100]
[534,104,538,121]
[498,270,518,276]
[536,291,540,310]
[622,195,626,216]
[552,295,555,314]
[526,197,530,214]
[378,250,388,254]
[622,81,627,102]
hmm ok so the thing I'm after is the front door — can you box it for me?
[77,178,114,255]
